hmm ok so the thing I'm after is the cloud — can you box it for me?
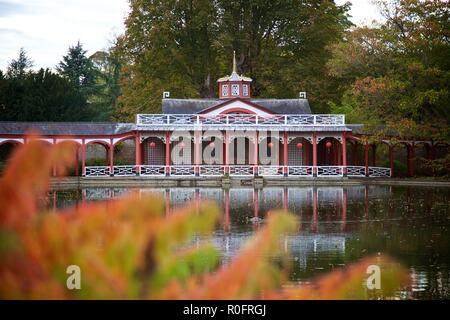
[0,0,26,17]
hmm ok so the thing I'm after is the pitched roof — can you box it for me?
[0,122,136,136]
[162,98,311,115]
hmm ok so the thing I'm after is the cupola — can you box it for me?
[217,51,252,100]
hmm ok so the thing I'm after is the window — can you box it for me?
[243,84,249,96]
[222,84,229,96]
[231,84,240,96]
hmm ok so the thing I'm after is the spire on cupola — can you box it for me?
[218,51,252,99]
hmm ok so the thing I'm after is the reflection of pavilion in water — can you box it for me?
[75,185,392,230]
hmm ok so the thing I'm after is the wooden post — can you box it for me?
[75,148,79,176]
[135,131,141,168]
[312,132,317,176]
[254,132,258,176]
[342,133,347,175]
[81,140,86,176]
[165,131,170,176]
[224,131,229,174]
[283,131,288,176]
[109,139,114,176]
[364,142,369,177]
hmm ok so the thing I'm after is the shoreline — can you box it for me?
[49,176,450,190]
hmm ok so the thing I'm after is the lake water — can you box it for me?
[48,184,450,299]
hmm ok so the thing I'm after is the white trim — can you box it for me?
[203,100,272,116]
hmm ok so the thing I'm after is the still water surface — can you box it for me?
[49,185,450,299]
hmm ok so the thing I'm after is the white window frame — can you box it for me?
[231,84,240,96]
[222,84,229,97]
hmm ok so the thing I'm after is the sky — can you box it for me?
[0,0,383,71]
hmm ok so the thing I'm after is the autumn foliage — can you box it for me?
[0,140,409,299]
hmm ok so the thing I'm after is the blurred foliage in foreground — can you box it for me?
[0,140,409,299]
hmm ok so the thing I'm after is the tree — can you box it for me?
[113,0,352,120]
[328,0,450,141]
[6,48,33,79]
[57,41,97,97]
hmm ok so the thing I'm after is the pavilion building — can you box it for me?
[1,54,440,179]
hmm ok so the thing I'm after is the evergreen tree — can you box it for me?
[6,48,33,79]
[57,41,97,96]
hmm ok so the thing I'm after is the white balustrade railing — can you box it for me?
[229,165,255,176]
[170,165,196,176]
[199,165,225,176]
[83,165,390,178]
[258,166,284,176]
[317,166,344,177]
[346,166,367,177]
[137,114,345,126]
[113,166,138,177]
[288,166,314,177]
[84,166,111,177]
[368,167,391,177]
[139,165,166,176]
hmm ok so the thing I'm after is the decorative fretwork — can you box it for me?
[170,165,196,176]
[113,166,137,176]
[368,167,391,177]
[229,165,255,176]
[346,166,366,177]
[139,165,166,176]
[199,165,225,176]
[136,114,346,127]
[317,166,344,177]
[258,166,284,176]
[84,166,110,177]
[288,166,313,177]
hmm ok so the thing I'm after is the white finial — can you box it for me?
[232,51,237,74]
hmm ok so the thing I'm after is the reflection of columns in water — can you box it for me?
[224,189,230,232]
[364,185,369,219]
[165,189,170,216]
[81,189,86,206]
[341,188,347,232]
[388,186,394,217]
[53,191,56,211]
[283,187,288,211]
[194,188,200,214]
[253,189,259,219]
[312,187,318,232]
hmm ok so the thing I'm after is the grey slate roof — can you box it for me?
[0,122,136,136]
[161,98,311,115]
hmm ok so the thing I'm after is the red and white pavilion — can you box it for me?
[1,54,443,178]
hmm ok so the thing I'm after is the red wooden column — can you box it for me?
[81,139,86,176]
[75,148,79,176]
[342,133,347,175]
[254,132,258,176]
[283,131,288,176]
[165,131,170,176]
[109,139,114,175]
[224,131,229,174]
[389,145,395,177]
[135,131,141,168]
[312,132,317,176]
[407,143,415,177]
[364,142,369,177]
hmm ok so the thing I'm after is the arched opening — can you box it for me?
[201,135,223,165]
[287,137,312,166]
[55,140,82,176]
[170,136,194,165]
[0,141,23,173]
[113,137,136,166]
[85,141,111,167]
